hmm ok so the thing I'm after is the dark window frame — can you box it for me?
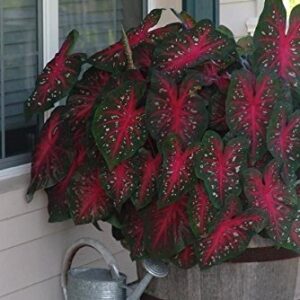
[183,0,219,24]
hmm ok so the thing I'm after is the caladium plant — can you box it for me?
[25,1,300,269]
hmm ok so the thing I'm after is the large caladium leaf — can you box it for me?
[172,244,197,269]
[100,159,137,211]
[66,67,111,131]
[158,136,199,207]
[25,30,86,115]
[46,145,87,222]
[188,182,217,237]
[243,160,297,243]
[131,150,162,210]
[148,23,182,43]
[267,102,300,183]
[132,43,155,70]
[144,196,192,257]
[253,0,300,89]
[153,20,235,77]
[196,197,265,268]
[226,70,282,165]
[146,71,208,148]
[122,203,146,259]
[68,168,112,224]
[195,131,248,208]
[26,107,73,201]
[88,9,163,71]
[92,81,147,169]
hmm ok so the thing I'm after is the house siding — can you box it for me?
[0,175,137,300]
[220,0,257,38]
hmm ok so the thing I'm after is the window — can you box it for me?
[0,0,142,171]
[0,0,43,170]
[183,0,219,24]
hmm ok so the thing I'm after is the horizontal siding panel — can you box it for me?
[1,276,64,300]
[0,175,46,221]
[1,250,137,300]
[0,208,72,251]
[0,223,125,297]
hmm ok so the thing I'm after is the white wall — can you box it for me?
[0,175,137,300]
[220,0,258,38]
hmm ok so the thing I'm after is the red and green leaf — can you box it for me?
[132,150,162,210]
[100,159,137,211]
[197,205,265,268]
[196,131,248,208]
[147,23,182,43]
[153,20,235,77]
[92,82,147,169]
[188,182,216,237]
[68,167,112,224]
[66,67,111,131]
[267,102,300,183]
[122,203,146,259]
[132,43,155,70]
[146,71,208,148]
[88,9,163,72]
[172,244,197,269]
[26,107,73,201]
[226,70,283,165]
[144,196,192,257]
[25,30,86,115]
[198,60,231,93]
[243,160,297,243]
[46,145,87,222]
[158,136,199,207]
[253,0,300,88]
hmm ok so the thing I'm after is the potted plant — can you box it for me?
[25,0,300,299]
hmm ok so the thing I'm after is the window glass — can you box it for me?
[0,0,41,167]
[59,0,143,55]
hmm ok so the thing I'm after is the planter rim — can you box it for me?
[229,247,300,263]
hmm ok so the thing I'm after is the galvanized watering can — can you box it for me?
[61,238,169,300]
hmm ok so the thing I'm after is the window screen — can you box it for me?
[59,0,143,55]
[0,0,42,169]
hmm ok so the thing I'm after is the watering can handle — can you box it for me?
[61,238,120,300]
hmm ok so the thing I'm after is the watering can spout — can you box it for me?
[127,258,169,300]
